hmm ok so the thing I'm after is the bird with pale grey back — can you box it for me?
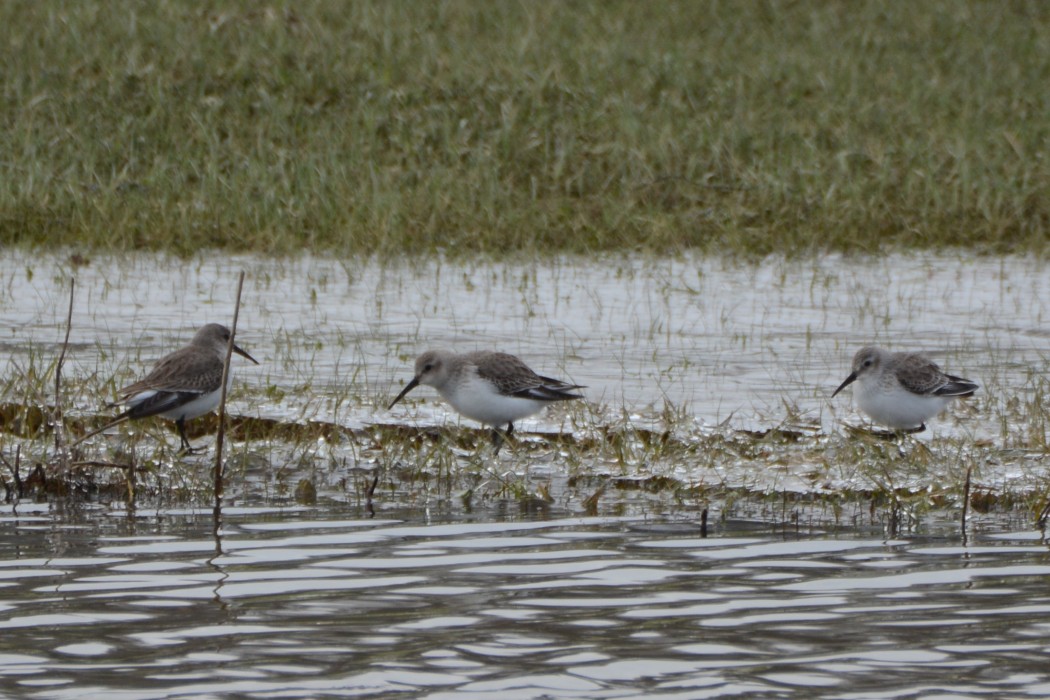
[831,346,978,434]
[388,349,584,452]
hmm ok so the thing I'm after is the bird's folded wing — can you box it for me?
[513,376,585,402]
[121,390,208,420]
[118,349,223,398]
[934,374,979,397]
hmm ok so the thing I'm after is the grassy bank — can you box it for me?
[1,1,1048,257]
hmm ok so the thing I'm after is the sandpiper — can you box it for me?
[388,349,584,451]
[831,346,978,433]
[75,324,258,452]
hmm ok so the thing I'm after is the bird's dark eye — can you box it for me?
[863,359,873,367]
[423,363,433,372]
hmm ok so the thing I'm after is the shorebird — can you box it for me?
[831,346,978,433]
[388,349,584,452]
[74,324,258,452]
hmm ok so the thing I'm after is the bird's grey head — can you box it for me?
[388,349,454,410]
[192,323,259,365]
[850,346,884,377]
[831,345,884,397]
[193,323,232,349]
[413,349,452,388]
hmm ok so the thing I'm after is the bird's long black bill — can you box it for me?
[233,344,260,365]
[831,372,858,398]
[388,376,420,410]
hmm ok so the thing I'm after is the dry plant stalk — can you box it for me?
[213,270,247,523]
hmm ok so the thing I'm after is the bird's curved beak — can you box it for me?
[234,344,260,365]
[388,376,421,410]
[831,372,857,398]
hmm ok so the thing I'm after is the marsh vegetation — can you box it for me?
[0,252,1046,534]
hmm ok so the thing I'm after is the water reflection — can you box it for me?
[0,506,1048,697]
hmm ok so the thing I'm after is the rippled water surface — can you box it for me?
[2,505,1050,698]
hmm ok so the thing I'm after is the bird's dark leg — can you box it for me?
[490,422,514,454]
[902,423,928,435]
[175,418,200,454]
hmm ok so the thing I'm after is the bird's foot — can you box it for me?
[178,441,208,456]
[845,423,926,440]
[489,424,514,455]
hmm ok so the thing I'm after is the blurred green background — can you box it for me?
[2,1,1047,257]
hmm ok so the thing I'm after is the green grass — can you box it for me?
[1,1,1049,257]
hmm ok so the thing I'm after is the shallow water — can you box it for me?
[2,250,1049,511]
[1,505,1050,698]
[4,252,1048,430]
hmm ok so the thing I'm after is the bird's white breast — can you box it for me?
[855,377,952,429]
[439,373,548,427]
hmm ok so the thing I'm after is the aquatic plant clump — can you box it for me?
[0,382,1036,538]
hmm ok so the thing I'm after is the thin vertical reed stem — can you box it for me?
[961,465,972,546]
[213,271,246,526]
[54,279,75,463]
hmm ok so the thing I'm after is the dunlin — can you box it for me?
[831,346,978,433]
[388,349,584,451]
[76,324,259,452]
